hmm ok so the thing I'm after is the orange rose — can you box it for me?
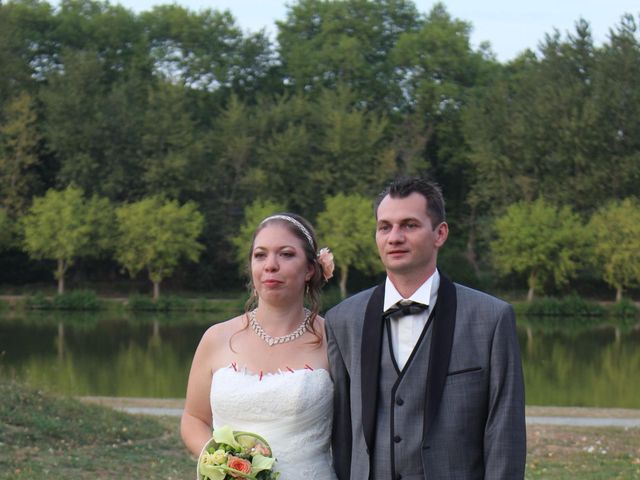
[227,455,252,477]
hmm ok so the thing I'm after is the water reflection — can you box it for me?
[0,311,214,397]
[519,318,640,408]
[1,312,639,406]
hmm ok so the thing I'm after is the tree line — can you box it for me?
[0,0,639,300]
[12,185,382,299]
[11,185,640,302]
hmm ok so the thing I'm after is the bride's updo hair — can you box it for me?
[243,212,325,344]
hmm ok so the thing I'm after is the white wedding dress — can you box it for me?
[210,366,337,479]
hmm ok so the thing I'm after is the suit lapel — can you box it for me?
[424,273,457,435]
[360,282,385,453]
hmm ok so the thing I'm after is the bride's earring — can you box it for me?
[251,287,258,307]
[305,283,310,296]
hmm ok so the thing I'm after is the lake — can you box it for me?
[1,310,639,408]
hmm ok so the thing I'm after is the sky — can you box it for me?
[107,0,638,62]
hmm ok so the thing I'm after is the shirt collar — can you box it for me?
[383,269,440,312]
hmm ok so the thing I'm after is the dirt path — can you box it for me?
[80,396,640,418]
[79,396,640,426]
[80,396,185,409]
[526,405,640,419]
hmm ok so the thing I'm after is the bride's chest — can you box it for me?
[211,367,333,420]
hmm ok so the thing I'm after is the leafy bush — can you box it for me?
[24,292,52,310]
[126,294,157,311]
[518,314,608,332]
[52,290,101,310]
[127,294,193,311]
[520,295,606,317]
[155,295,189,311]
[191,297,245,313]
[608,298,639,318]
[191,298,220,312]
[558,294,606,316]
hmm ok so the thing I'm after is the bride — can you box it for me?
[181,213,336,479]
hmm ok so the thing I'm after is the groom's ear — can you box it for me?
[434,221,448,248]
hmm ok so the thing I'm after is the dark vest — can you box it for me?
[371,311,435,480]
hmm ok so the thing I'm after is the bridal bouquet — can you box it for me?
[197,425,279,480]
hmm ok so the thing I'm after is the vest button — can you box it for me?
[394,435,402,443]
[396,397,404,406]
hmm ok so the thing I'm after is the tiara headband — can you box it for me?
[260,215,314,249]
[259,214,335,281]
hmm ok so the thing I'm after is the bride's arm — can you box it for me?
[181,327,216,456]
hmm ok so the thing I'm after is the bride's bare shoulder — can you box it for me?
[200,314,247,347]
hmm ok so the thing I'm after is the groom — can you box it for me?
[325,177,526,479]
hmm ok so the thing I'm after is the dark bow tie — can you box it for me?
[383,299,428,318]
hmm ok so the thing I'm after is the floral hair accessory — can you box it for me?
[317,247,334,281]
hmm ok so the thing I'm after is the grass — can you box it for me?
[1,382,639,479]
[0,381,194,479]
[526,423,640,479]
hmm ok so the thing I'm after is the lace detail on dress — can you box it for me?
[210,366,337,480]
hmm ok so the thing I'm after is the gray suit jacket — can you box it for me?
[325,274,526,479]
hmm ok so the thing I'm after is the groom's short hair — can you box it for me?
[374,177,446,226]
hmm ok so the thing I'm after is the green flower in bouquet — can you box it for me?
[197,425,279,480]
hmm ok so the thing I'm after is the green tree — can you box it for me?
[37,1,154,201]
[0,0,55,101]
[0,91,42,216]
[0,208,13,251]
[248,87,393,216]
[277,0,420,107]
[592,14,640,203]
[465,20,608,274]
[312,86,394,198]
[21,186,113,294]
[41,49,148,200]
[230,199,287,274]
[141,4,274,92]
[491,198,585,301]
[466,16,640,216]
[250,95,319,214]
[54,0,146,77]
[588,198,640,302]
[390,3,488,216]
[115,196,204,299]
[317,193,382,298]
[205,94,257,209]
[141,82,198,199]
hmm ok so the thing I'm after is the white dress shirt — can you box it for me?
[383,270,440,370]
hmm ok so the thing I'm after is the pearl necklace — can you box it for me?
[249,308,311,346]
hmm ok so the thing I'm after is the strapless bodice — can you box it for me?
[210,366,336,479]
